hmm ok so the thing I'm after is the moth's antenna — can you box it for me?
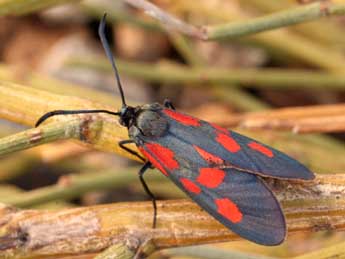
[98,13,127,108]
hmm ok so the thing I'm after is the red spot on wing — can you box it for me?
[164,109,200,126]
[215,198,243,223]
[193,145,223,165]
[139,143,179,176]
[139,147,168,176]
[180,178,201,194]
[211,123,229,134]
[146,143,179,169]
[216,133,241,153]
[197,168,225,188]
[248,142,274,158]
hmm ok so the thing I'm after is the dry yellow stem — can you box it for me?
[206,104,345,133]
[0,174,344,258]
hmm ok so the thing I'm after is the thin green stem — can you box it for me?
[0,120,82,156]
[206,3,345,40]
[1,168,165,207]
[0,0,79,16]
[67,57,345,90]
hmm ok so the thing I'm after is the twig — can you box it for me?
[0,81,137,161]
[67,57,345,89]
[82,1,345,72]
[0,0,79,16]
[246,0,345,48]
[1,168,164,207]
[82,3,162,32]
[0,174,344,258]
[123,1,345,41]
[0,120,83,156]
[205,104,345,134]
[205,2,345,40]
[124,0,205,39]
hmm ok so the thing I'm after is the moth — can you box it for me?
[36,14,314,246]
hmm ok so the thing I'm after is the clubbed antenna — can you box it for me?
[98,13,127,108]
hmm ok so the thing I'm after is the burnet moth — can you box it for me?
[35,14,315,246]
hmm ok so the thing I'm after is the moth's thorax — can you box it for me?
[128,103,168,140]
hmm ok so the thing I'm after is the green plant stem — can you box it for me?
[0,82,136,160]
[0,120,82,156]
[67,57,345,90]
[245,0,345,48]
[206,3,345,40]
[79,1,345,72]
[81,2,163,33]
[253,31,345,73]
[0,168,165,207]
[0,0,79,16]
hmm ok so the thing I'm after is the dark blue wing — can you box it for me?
[160,109,314,180]
[183,168,286,246]
[139,138,285,245]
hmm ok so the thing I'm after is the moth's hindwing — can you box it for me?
[139,141,285,245]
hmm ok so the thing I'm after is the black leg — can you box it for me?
[139,162,157,228]
[163,98,175,110]
[35,109,120,127]
[119,140,146,162]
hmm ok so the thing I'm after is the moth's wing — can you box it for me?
[139,137,285,246]
[160,109,314,180]
[186,167,286,246]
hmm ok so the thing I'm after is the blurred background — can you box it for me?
[0,0,345,258]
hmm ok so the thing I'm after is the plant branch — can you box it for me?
[0,174,344,258]
[0,168,165,208]
[82,1,345,72]
[206,104,345,134]
[0,81,137,161]
[123,1,345,41]
[0,0,79,16]
[205,2,345,40]
[67,57,345,90]
[124,0,204,39]
[0,120,82,156]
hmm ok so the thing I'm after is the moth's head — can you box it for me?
[119,106,137,128]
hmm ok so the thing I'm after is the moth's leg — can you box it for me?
[163,98,175,110]
[138,161,157,228]
[119,139,146,162]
